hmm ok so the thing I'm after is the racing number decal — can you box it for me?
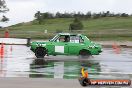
[55,46,64,53]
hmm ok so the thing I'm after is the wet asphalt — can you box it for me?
[0,45,131,88]
[0,45,131,81]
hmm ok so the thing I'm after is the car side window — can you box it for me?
[56,35,70,42]
[59,36,65,42]
[70,36,80,43]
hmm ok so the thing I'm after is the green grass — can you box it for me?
[0,17,132,41]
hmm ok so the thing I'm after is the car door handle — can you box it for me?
[65,44,68,45]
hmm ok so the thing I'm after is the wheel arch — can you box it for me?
[79,49,91,55]
[35,47,48,53]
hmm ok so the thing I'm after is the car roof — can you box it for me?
[58,33,81,36]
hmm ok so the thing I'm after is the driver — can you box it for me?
[64,36,70,42]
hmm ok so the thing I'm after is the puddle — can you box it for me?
[0,45,132,80]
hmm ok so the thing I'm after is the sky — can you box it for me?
[1,0,132,27]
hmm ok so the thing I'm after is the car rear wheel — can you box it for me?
[35,47,46,58]
[79,50,91,58]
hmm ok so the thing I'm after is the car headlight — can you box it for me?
[36,43,42,47]
[36,43,46,47]
[88,45,95,48]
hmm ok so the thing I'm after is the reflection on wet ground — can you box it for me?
[0,45,132,80]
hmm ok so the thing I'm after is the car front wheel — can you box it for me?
[35,47,46,58]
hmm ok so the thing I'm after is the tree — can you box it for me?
[92,13,100,19]
[121,13,129,17]
[55,12,62,18]
[0,0,9,22]
[69,17,84,31]
[1,15,9,22]
[0,0,9,12]
[42,12,54,19]
[86,11,91,18]
[34,11,43,24]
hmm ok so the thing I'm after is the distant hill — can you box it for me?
[0,17,132,41]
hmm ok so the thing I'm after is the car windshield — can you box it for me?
[50,35,59,42]
[84,36,89,40]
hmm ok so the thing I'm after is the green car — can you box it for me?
[30,33,102,58]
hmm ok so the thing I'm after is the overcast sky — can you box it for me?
[1,0,132,27]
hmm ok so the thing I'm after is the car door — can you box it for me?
[53,35,69,55]
[68,35,84,55]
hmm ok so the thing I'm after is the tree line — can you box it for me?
[35,11,130,20]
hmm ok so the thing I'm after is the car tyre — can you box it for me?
[79,50,91,58]
[35,47,46,58]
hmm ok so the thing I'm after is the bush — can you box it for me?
[69,17,84,31]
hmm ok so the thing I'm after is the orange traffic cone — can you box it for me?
[0,43,4,58]
[0,47,1,56]
[112,43,121,54]
[5,30,9,38]
[10,45,13,52]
